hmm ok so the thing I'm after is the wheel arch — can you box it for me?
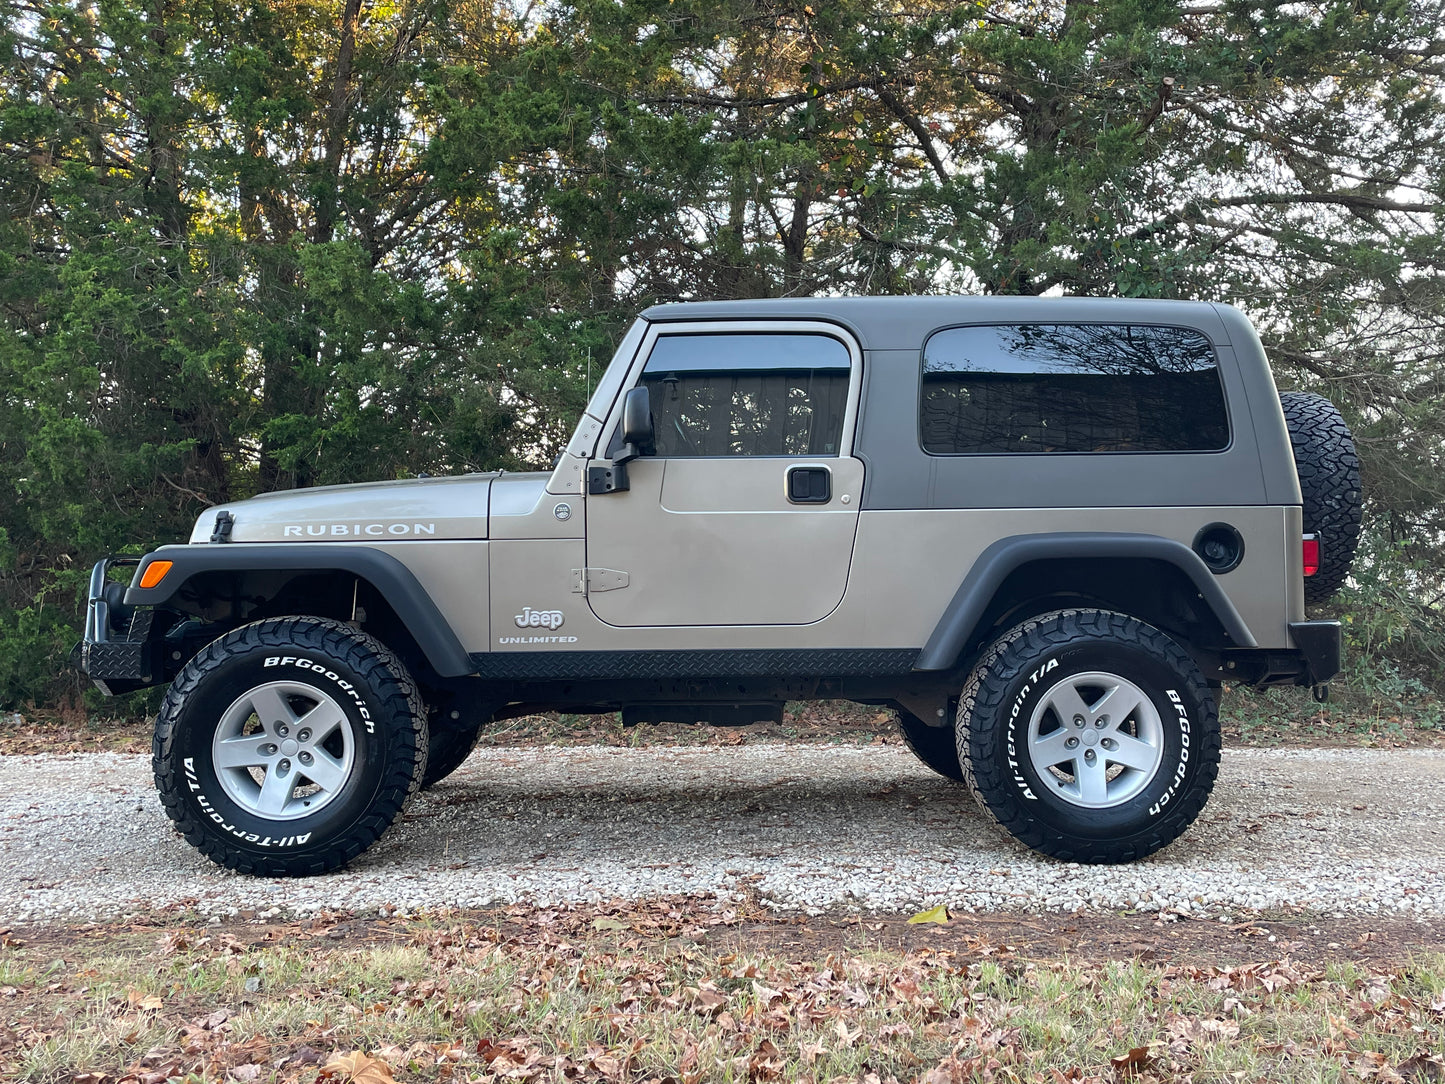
[125,545,474,679]
[914,533,1257,673]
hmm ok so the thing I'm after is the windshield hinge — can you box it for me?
[210,511,235,543]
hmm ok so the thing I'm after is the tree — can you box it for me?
[2,0,1443,710]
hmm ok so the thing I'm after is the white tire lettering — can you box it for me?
[261,654,375,733]
[1148,689,1193,817]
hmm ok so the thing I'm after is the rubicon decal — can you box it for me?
[515,607,564,630]
[282,523,436,537]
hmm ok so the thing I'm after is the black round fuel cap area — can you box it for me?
[1192,522,1245,574]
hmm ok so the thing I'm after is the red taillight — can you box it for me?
[1302,534,1320,577]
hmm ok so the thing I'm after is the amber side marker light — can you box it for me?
[1302,534,1320,577]
[138,560,173,589]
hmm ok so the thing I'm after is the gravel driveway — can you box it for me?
[2,743,1442,924]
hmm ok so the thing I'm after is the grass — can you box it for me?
[1219,682,1444,747]
[3,911,1443,1084]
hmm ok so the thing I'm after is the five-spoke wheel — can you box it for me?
[1025,672,1163,808]
[153,617,426,876]
[211,681,357,819]
[958,609,1221,864]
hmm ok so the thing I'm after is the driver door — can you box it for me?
[584,324,864,628]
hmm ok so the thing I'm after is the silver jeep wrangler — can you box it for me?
[77,297,1361,876]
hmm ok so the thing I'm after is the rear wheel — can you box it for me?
[421,720,483,789]
[153,617,426,876]
[958,609,1220,864]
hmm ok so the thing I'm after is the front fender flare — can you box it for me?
[913,532,1257,672]
[125,544,474,678]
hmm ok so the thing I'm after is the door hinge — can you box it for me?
[571,568,630,595]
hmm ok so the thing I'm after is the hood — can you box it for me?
[188,473,499,544]
[486,471,553,522]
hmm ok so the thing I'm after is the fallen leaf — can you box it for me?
[322,1051,397,1083]
[692,983,727,1014]
[125,989,163,1012]
[592,917,627,931]
[1327,1013,1360,1041]
[1110,1045,1155,1075]
[799,1039,829,1065]
[907,904,949,925]
[288,1046,323,1067]
[747,1038,784,1081]
[752,981,786,1006]
[1396,1054,1445,1082]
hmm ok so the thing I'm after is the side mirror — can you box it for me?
[615,386,655,463]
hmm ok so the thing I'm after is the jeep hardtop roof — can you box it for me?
[641,296,1245,352]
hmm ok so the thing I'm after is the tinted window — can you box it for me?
[639,333,851,457]
[921,324,1229,455]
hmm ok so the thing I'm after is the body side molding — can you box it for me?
[125,544,474,678]
[914,532,1258,672]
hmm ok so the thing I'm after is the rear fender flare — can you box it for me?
[125,544,474,678]
[914,532,1257,672]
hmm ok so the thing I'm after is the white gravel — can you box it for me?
[1,743,1442,924]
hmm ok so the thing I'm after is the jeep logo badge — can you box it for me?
[515,607,564,630]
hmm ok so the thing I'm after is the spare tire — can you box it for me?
[1279,391,1362,604]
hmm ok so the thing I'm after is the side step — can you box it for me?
[621,702,785,727]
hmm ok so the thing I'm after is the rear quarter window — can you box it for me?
[920,324,1230,455]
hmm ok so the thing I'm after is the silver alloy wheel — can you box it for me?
[1026,670,1165,809]
[211,680,356,821]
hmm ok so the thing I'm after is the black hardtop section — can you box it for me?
[641,296,1237,352]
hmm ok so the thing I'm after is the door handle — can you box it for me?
[787,466,831,504]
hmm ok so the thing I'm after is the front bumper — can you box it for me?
[74,557,165,695]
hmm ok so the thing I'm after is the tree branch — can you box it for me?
[875,87,949,184]
[642,75,905,111]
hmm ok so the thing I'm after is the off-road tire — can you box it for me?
[957,609,1221,864]
[153,617,427,876]
[420,721,482,789]
[896,708,964,783]
[1280,391,1362,604]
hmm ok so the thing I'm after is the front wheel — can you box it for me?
[153,617,427,876]
[958,609,1220,864]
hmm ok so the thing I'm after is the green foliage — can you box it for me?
[2,0,1444,710]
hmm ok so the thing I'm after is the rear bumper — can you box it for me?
[1223,620,1342,687]
[1287,620,1342,685]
